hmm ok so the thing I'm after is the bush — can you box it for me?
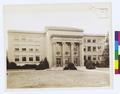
[35,58,49,70]
[96,62,109,68]
[18,64,37,69]
[63,63,77,70]
[85,60,96,69]
[44,57,49,69]
[7,62,17,69]
[36,61,45,70]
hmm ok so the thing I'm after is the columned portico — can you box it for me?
[52,41,83,67]
[45,26,84,67]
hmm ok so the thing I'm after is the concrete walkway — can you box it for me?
[48,67,109,74]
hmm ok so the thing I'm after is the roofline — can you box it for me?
[45,26,83,32]
[84,34,106,37]
[7,30,106,37]
[8,30,46,34]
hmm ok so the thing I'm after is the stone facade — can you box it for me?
[7,26,108,67]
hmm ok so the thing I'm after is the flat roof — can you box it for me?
[45,26,83,32]
[8,30,45,34]
[84,34,106,37]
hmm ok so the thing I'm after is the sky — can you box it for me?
[4,3,111,34]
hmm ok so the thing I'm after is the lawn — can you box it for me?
[7,67,110,88]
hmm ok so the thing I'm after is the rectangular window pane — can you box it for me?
[93,47,96,51]
[29,48,33,51]
[22,48,26,51]
[93,55,96,60]
[88,56,91,60]
[87,39,91,43]
[15,58,19,61]
[88,46,91,51]
[22,57,26,61]
[93,39,96,43]
[29,57,33,61]
[15,48,19,51]
[84,55,86,60]
[84,47,86,51]
[36,56,40,61]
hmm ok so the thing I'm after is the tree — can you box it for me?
[63,63,77,70]
[35,57,49,70]
[44,57,49,69]
[102,44,109,67]
[85,60,96,69]
[8,62,17,69]
[6,56,9,69]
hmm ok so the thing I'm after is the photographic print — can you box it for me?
[5,3,111,88]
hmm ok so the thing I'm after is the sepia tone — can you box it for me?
[6,3,111,88]
[7,26,110,88]
[8,26,108,67]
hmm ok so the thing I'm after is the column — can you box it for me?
[78,43,80,66]
[62,42,65,65]
[52,42,56,67]
[79,41,84,66]
[71,42,74,63]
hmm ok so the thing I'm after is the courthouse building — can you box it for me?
[7,26,108,67]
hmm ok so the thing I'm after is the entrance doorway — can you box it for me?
[56,58,62,67]
[65,57,71,64]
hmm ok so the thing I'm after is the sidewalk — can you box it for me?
[48,66,109,74]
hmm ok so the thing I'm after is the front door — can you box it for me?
[74,57,79,66]
[65,57,71,64]
[56,58,62,67]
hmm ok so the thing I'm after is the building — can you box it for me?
[7,26,108,67]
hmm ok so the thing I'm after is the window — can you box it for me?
[29,57,33,61]
[22,48,26,51]
[74,52,77,55]
[56,51,60,55]
[36,56,40,61]
[87,39,91,43]
[35,49,39,51]
[93,39,96,43]
[93,47,96,51]
[84,55,86,60]
[15,48,19,51]
[15,58,19,61]
[98,46,101,49]
[88,56,91,60]
[22,57,26,61]
[29,48,33,51]
[65,52,69,55]
[74,47,77,51]
[93,55,96,60]
[74,58,79,66]
[56,58,62,67]
[84,47,86,51]
[88,46,91,51]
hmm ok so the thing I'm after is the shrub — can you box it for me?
[35,58,49,70]
[44,57,49,69]
[96,62,109,68]
[85,60,96,69]
[18,64,37,69]
[63,63,77,70]
[7,62,17,69]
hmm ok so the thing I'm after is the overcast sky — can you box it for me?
[4,3,111,34]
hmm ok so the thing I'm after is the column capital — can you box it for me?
[62,42,66,45]
[79,41,82,44]
[71,42,74,45]
[52,42,57,45]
